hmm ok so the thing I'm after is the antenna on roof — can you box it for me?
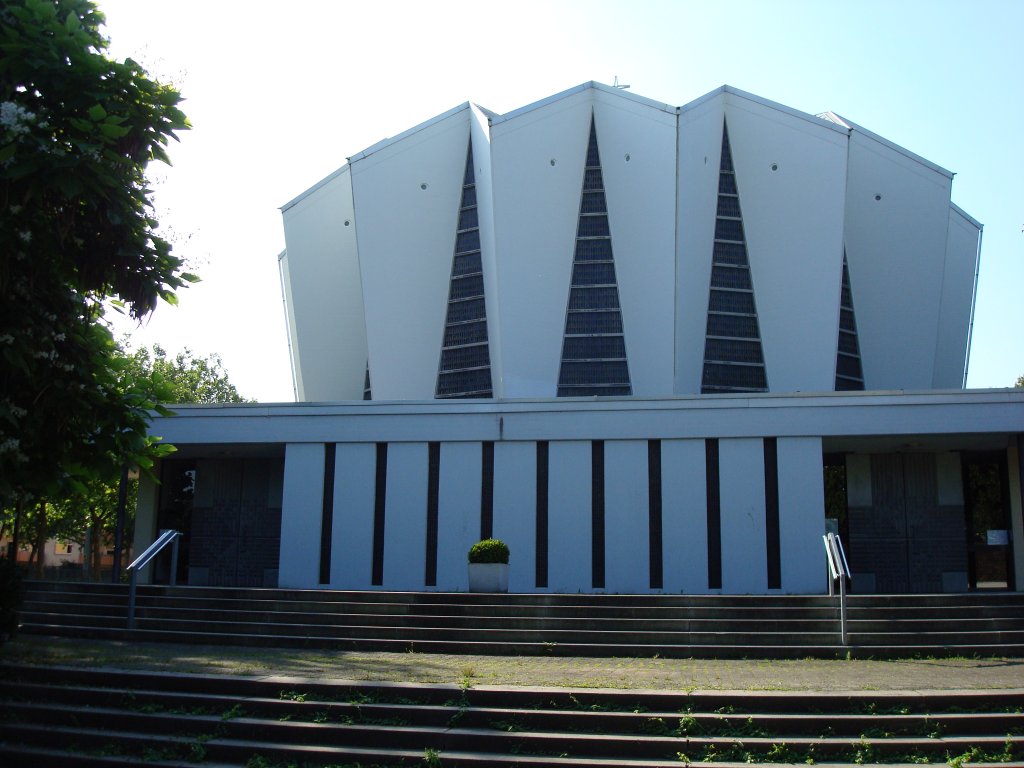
[612,76,630,90]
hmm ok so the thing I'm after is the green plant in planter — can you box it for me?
[468,538,509,564]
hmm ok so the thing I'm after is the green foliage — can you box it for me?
[124,344,250,405]
[1016,374,1023,388]
[0,0,191,509]
[467,538,509,564]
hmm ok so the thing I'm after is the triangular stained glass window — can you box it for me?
[835,252,865,391]
[700,122,768,394]
[557,117,631,397]
[435,143,493,398]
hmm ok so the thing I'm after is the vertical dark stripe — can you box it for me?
[424,442,440,587]
[480,441,494,539]
[648,440,663,590]
[764,437,781,589]
[535,441,549,588]
[371,442,388,586]
[592,440,605,589]
[706,438,722,589]
[318,443,336,585]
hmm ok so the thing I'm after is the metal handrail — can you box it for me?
[127,529,181,629]
[823,532,852,645]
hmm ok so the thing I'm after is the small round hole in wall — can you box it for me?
[344,220,350,227]
[550,158,556,166]
[420,183,428,190]
[770,163,778,171]
[625,153,631,162]
[874,194,882,201]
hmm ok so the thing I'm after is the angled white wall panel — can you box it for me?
[281,168,366,401]
[381,442,429,589]
[777,437,826,593]
[470,105,503,397]
[675,93,725,394]
[594,94,677,395]
[278,443,324,588]
[719,438,767,593]
[661,439,708,593]
[603,440,650,592]
[843,128,953,390]
[490,90,594,398]
[933,205,981,388]
[331,443,377,588]
[492,441,537,592]
[352,108,471,400]
[725,92,847,393]
[436,442,482,590]
[547,440,592,591]
[277,252,301,400]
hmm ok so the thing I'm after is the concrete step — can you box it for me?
[17,581,1024,659]
[1,664,1021,767]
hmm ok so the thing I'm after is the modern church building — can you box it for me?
[138,83,1024,597]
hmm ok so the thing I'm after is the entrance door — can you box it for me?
[962,451,1014,590]
[846,453,968,593]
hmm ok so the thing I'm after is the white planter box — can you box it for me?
[468,562,509,593]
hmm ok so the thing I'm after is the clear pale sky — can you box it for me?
[99,0,1024,402]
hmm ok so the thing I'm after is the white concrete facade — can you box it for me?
[147,390,1024,594]
[281,83,981,402]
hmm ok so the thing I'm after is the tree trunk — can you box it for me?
[32,502,47,578]
[90,508,102,581]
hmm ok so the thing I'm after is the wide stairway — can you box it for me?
[18,581,1024,658]
[1,663,1022,766]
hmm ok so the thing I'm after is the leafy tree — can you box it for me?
[10,343,249,578]
[126,345,250,405]
[1016,375,1023,388]
[0,0,192,515]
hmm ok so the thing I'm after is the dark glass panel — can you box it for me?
[710,264,752,290]
[575,238,614,261]
[706,313,759,338]
[569,286,620,310]
[581,191,607,214]
[708,289,756,314]
[577,215,610,238]
[701,362,767,391]
[437,368,492,396]
[835,353,863,379]
[713,241,747,266]
[448,274,484,301]
[714,217,744,242]
[442,320,488,347]
[451,251,482,277]
[565,310,623,335]
[446,297,486,323]
[583,168,604,191]
[455,229,480,254]
[572,262,617,286]
[458,207,478,231]
[562,335,626,361]
[440,343,491,372]
[716,195,741,218]
[704,337,764,364]
[558,360,630,386]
